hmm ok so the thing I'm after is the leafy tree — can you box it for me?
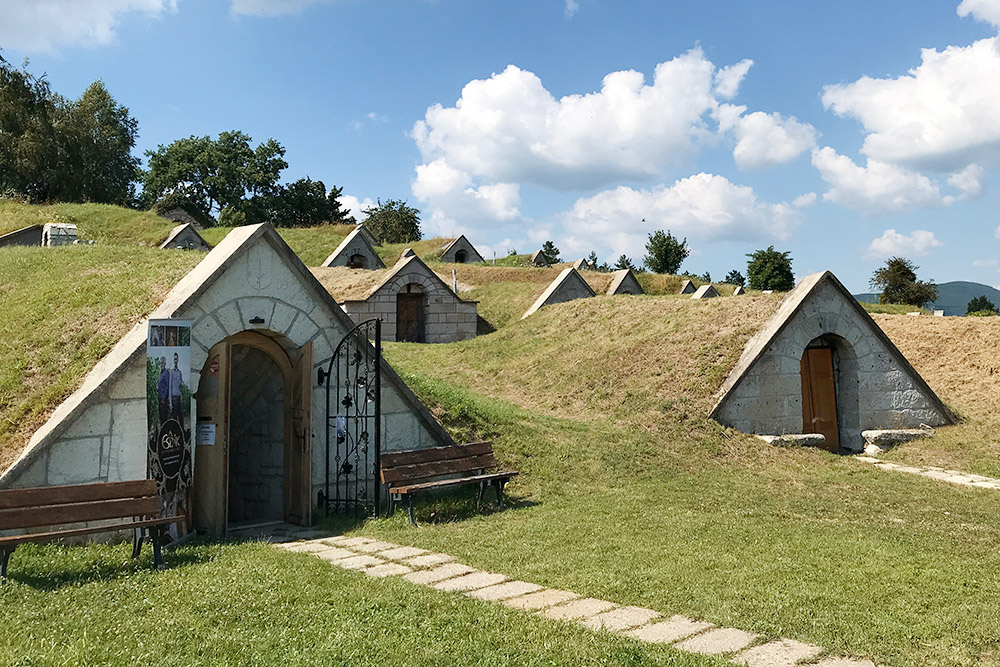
[587,251,599,268]
[363,199,421,243]
[644,230,689,274]
[697,271,712,283]
[966,295,998,316]
[724,269,746,286]
[541,240,560,264]
[271,177,333,227]
[614,254,636,271]
[746,246,795,291]
[870,257,938,308]
[326,184,356,225]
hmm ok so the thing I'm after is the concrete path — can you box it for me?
[275,533,882,667]
[856,456,1000,489]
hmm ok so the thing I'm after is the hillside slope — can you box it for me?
[856,281,1000,316]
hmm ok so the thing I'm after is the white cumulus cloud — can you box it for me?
[230,0,334,17]
[717,105,817,169]
[957,0,1000,27]
[863,229,943,261]
[0,0,175,53]
[559,173,799,259]
[811,147,946,213]
[338,195,373,223]
[948,163,984,198]
[713,59,753,99]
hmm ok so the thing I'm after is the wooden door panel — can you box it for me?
[800,347,839,451]
[193,342,229,536]
[396,294,425,342]
[286,342,313,526]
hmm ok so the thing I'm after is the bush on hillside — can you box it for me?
[746,246,794,291]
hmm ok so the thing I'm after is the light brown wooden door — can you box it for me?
[396,293,425,342]
[800,347,839,451]
[285,342,313,526]
[193,341,230,536]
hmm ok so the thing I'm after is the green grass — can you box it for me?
[0,200,178,246]
[0,540,726,667]
[200,224,356,266]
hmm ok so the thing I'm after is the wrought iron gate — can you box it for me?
[318,318,381,517]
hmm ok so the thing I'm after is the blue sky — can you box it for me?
[2,0,999,292]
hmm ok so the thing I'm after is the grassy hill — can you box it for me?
[856,281,1000,316]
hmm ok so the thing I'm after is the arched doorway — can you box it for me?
[800,334,859,453]
[454,249,468,263]
[192,331,313,535]
[396,283,427,342]
[348,253,368,269]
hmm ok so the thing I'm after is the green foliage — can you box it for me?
[541,240,560,264]
[967,309,997,317]
[614,254,636,271]
[362,199,421,243]
[151,190,216,228]
[746,246,795,291]
[643,229,689,274]
[724,269,745,286]
[870,257,939,308]
[0,59,139,206]
[269,177,356,228]
[966,295,997,316]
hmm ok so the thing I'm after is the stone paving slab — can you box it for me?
[403,553,454,568]
[334,555,384,570]
[433,571,506,592]
[336,536,376,548]
[674,627,759,655]
[314,547,356,562]
[582,606,660,631]
[364,563,413,578]
[735,638,823,667]
[467,580,543,602]
[502,588,579,610]
[289,530,329,540]
[379,546,428,560]
[815,658,878,667]
[625,616,714,644]
[541,597,617,621]
[283,542,329,553]
[351,540,402,553]
[402,562,476,585]
[319,536,353,546]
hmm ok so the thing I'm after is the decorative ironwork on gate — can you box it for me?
[318,318,381,517]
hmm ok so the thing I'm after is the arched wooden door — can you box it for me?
[800,346,839,451]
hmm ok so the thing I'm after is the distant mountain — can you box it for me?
[855,281,1000,316]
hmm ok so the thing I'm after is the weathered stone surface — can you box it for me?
[334,555,384,570]
[626,616,714,644]
[522,268,596,318]
[466,580,542,601]
[541,597,617,621]
[862,429,932,449]
[691,284,720,299]
[757,433,826,448]
[286,541,332,553]
[378,546,428,560]
[674,627,759,654]
[402,563,476,584]
[337,536,376,548]
[735,638,823,666]
[314,547,356,561]
[352,540,401,553]
[502,589,579,610]
[814,658,878,667]
[433,571,506,592]
[582,606,660,631]
[364,563,412,578]
[319,536,353,546]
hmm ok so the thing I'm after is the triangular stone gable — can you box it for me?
[321,226,386,269]
[530,250,550,267]
[691,284,720,299]
[679,279,696,294]
[355,224,380,247]
[400,248,416,260]
[440,235,485,264]
[1,223,453,489]
[572,258,592,271]
[710,271,954,452]
[159,223,212,251]
[355,254,461,302]
[0,224,42,248]
[522,268,597,319]
[733,285,746,295]
[607,269,644,295]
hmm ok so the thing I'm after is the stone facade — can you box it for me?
[522,268,596,318]
[42,223,77,246]
[530,250,550,267]
[341,255,478,343]
[0,225,42,248]
[607,269,643,295]
[440,235,485,264]
[691,284,720,299]
[0,225,453,511]
[159,223,212,251]
[711,271,954,452]
[321,225,385,269]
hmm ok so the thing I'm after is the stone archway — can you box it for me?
[454,249,468,263]
[800,333,860,453]
[396,283,427,342]
[348,253,368,269]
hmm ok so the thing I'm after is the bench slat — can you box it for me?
[380,442,493,468]
[0,480,157,510]
[380,454,498,484]
[0,513,185,549]
[391,471,519,495]
[0,496,162,531]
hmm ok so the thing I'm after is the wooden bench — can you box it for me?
[0,479,185,580]
[380,442,518,526]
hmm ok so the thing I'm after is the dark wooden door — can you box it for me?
[396,294,425,342]
[800,347,839,451]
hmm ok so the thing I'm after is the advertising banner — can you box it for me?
[147,319,193,536]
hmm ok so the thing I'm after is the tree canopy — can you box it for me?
[0,58,140,205]
[746,246,795,291]
[362,199,421,243]
[643,230,689,274]
[966,295,997,316]
[614,254,636,271]
[870,257,938,308]
[724,269,746,286]
[541,240,561,264]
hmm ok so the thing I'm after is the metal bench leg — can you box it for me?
[404,495,416,526]
[151,526,163,569]
[494,480,505,510]
[131,527,144,559]
[388,494,396,518]
[0,546,13,580]
[476,481,486,509]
